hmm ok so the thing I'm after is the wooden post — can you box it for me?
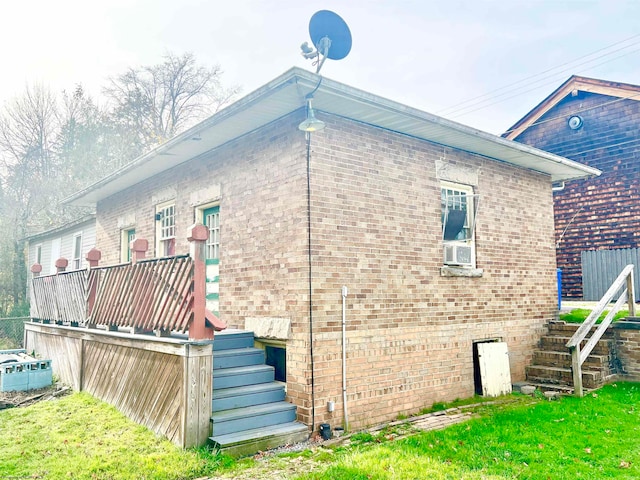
[131,238,148,264]
[571,344,583,398]
[30,263,42,278]
[86,249,102,327]
[29,263,42,319]
[55,258,68,274]
[627,267,637,317]
[187,224,213,340]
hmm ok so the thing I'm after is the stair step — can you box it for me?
[213,382,285,411]
[532,350,611,370]
[523,382,576,393]
[539,336,614,355]
[213,364,275,390]
[213,330,255,351]
[209,422,309,457]
[211,401,297,436]
[526,365,602,389]
[213,347,265,370]
[548,321,615,336]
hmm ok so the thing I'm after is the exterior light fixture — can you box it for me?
[298,98,325,132]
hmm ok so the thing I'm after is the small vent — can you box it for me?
[444,242,473,266]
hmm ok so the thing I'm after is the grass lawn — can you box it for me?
[2,383,640,479]
[559,308,629,324]
[0,392,233,479]
[293,383,640,480]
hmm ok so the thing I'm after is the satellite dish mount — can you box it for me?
[300,10,352,74]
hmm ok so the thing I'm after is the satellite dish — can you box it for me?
[300,10,352,73]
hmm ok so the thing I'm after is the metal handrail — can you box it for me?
[566,264,636,397]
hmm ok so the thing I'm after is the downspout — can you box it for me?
[341,285,350,432]
[305,131,316,434]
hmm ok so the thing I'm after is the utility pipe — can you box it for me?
[341,285,350,432]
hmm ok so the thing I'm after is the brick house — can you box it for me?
[504,76,640,299]
[66,67,597,434]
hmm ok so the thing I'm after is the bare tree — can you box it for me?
[104,52,239,150]
[0,85,60,311]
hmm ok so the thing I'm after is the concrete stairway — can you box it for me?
[525,320,619,392]
[209,329,308,456]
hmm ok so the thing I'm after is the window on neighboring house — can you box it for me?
[35,244,42,266]
[156,202,176,257]
[441,182,479,267]
[72,233,83,269]
[121,228,136,262]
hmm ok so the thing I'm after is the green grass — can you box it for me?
[4,384,640,479]
[293,383,640,479]
[560,308,629,324]
[0,392,234,479]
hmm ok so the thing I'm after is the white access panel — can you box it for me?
[477,342,513,397]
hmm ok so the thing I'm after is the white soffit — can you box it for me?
[66,68,600,206]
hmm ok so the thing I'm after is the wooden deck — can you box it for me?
[24,322,212,448]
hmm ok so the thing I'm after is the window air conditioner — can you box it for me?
[443,241,473,266]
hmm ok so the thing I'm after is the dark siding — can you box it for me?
[514,91,640,298]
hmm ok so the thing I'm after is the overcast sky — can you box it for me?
[1,0,639,134]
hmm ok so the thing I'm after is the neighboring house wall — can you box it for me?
[511,91,640,298]
[27,218,97,275]
[95,112,557,430]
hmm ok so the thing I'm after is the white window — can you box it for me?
[441,182,479,267]
[35,244,42,266]
[155,202,176,257]
[72,233,83,269]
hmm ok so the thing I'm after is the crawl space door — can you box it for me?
[477,342,512,397]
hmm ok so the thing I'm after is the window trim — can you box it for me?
[72,232,83,270]
[120,227,136,262]
[35,244,43,266]
[155,201,176,257]
[441,181,479,269]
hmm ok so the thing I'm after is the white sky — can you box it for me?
[1,0,639,134]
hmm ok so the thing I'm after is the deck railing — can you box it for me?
[30,270,87,325]
[88,255,194,333]
[29,224,223,340]
[566,264,637,397]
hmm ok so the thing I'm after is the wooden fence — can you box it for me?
[582,248,640,301]
[24,322,212,448]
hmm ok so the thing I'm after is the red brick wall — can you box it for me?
[513,92,640,298]
[95,111,558,431]
[306,116,556,429]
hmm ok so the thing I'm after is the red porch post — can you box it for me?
[188,224,214,340]
[131,239,148,264]
[86,248,102,325]
[30,263,42,278]
[55,258,68,274]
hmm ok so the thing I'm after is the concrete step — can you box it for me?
[213,382,285,412]
[526,365,603,389]
[213,364,275,390]
[539,335,614,356]
[213,329,255,351]
[532,350,612,371]
[211,401,297,437]
[213,347,265,370]
[210,422,309,458]
[521,382,576,394]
